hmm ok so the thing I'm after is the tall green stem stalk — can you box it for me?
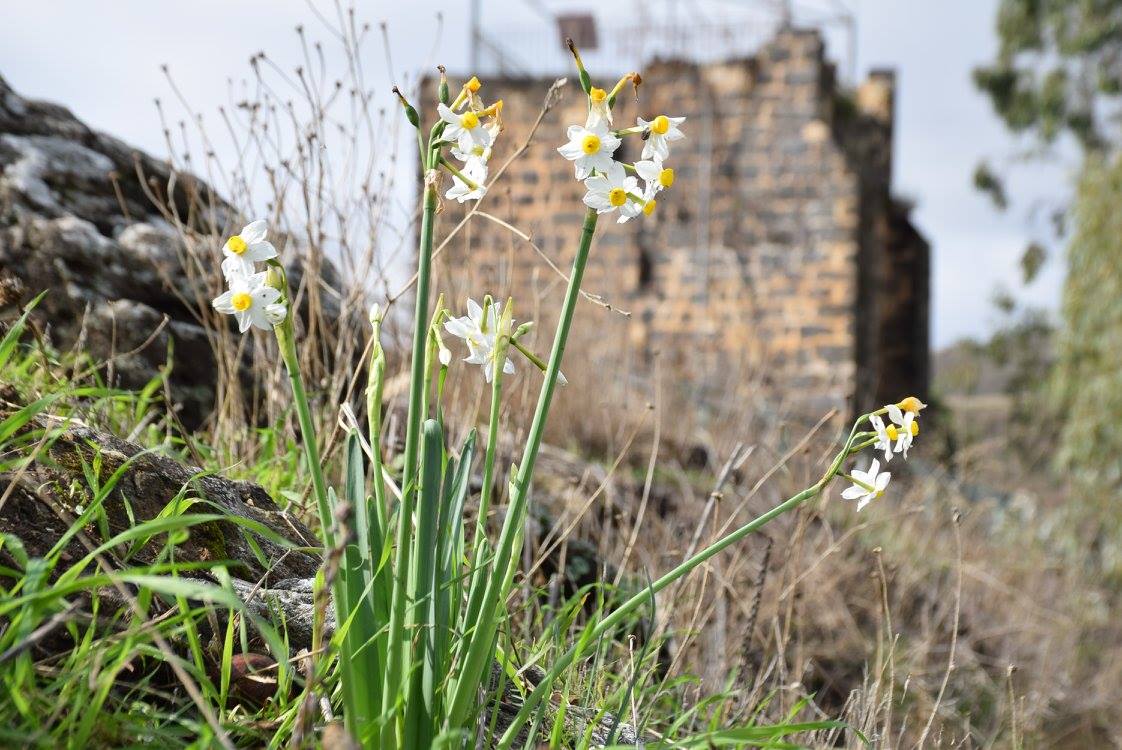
[382,182,439,747]
[276,317,332,546]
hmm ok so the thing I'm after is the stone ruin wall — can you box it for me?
[431,28,929,426]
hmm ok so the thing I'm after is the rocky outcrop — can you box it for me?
[0,74,235,425]
[0,404,321,585]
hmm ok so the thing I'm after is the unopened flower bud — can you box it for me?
[438,66,450,105]
[897,396,927,414]
[566,38,592,94]
[392,86,420,128]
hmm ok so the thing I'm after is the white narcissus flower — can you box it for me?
[446,160,488,203]
[438,103,493,152]
[221,219,278,280]
[443,298,515,383]
[582,161,640,217]
[885,405,920,459]
[637,114,686,161]
[585,87,612,128]
[451,143,492,171]
[558,122,621,180]
[635,156,675,196]
[841,459,891,512]
[212,271,286,332]
[617,192,657,224]
[869,414,895,463]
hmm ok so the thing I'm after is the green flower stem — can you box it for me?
[382,181,440,745]
[611,125,645,137]
[445,207,600,730]
[496,418,868,748]
[479,356,505,525]
[840,473,875,492]
[438,156,482,191]
[851,436,879,453]
[275,316,333,548]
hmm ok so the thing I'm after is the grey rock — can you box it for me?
[0,73,235,427]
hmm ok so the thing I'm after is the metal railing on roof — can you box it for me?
[475,18,785,78]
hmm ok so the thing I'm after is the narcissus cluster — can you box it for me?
[435,75,503,204]
[557,45,686,224]
[841,397,928,511]
[212,220,286,332]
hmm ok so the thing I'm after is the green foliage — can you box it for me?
[1021,241,1048,282]
[974,0,1122,151]
[0,358,299,747]
[973,162,1009,210]
[1052,152,1122,496]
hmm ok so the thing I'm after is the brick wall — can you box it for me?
[429,27,929,427]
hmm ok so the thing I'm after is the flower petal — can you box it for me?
[212,290,235,313]
[253,285,281,305]
[245,241,278,262]
[466,298,483,323]
[235,310,252,333]
[240,219,267,244]
[444,317,474,339]
[437,103,459,125]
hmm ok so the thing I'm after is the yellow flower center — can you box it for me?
[651,115,670,135]
[460,111,480,130]
[608,188,628,207]
[659,168,675,188]
[642,199,656,216]
[581,133,601,155]
[227,235,248,255]
[590,87,607,104]
[466,76,482,93]
[897,396,926,413]
[886,422,919,441]
[231,292,253,312]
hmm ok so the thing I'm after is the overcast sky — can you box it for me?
[0,0,1071,348]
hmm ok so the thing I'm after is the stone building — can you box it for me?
[434,27,929,423]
